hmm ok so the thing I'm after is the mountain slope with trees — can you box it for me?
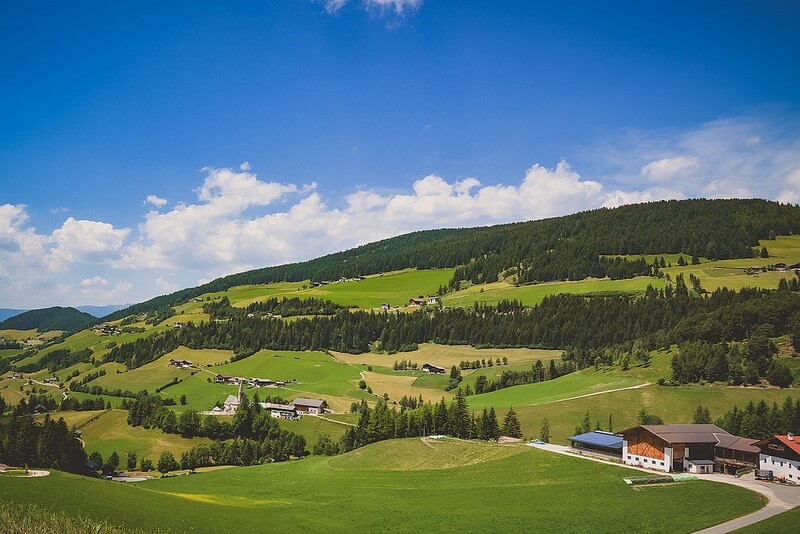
[104,199,800,321]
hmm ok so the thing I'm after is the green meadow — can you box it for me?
[0,439,764,533]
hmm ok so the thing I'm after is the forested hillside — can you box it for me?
[0,307,97,332]
[104,199,800,321]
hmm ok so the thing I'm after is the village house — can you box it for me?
[291,397,327,415]
[169,358,193,369]
[214,374,234,384]
[754,434,800,484]
[421,363,446,374]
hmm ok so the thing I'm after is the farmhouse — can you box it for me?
[169,358,193,369]
[408,296,442,307]
[568,430,623,457]
[215,374,234,384]
[621,424,761,473]
[291,397,327,415]
[754,434,800,483]
[260,402,298,419]
[250,378,275,387]
[421,363,446,374]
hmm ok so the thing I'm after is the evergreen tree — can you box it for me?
[691,405,712,424]
[503,407,522,438]
[539,418,550,443]
[126,451,137,471]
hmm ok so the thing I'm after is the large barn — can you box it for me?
[620,424,757,473]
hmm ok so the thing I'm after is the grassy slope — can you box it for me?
[76,409,211,462]
[0,439,764,533]
[735,505,800,533]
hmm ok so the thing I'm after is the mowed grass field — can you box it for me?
[332,343,562,369]
[443,276,668,307]
[92,347,232,393]
[197,269,454,310]
[0,438,764,533]
[75,409,212,461]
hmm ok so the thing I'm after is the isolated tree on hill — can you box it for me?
[761,247,769,258]
[608,413,613,433]
[503,407,522,438]
[637,408,664,425]
[540,418,550,443]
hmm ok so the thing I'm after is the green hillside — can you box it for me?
[0,306,97,332]
[0,439,763,533]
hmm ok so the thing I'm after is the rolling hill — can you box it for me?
[0,307,97,332]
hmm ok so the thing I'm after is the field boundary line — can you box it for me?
[529,381,652,406]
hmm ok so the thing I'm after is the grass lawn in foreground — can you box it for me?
[0,438,764,533]
[735,505,800,533]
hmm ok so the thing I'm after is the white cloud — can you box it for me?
[80,276,109,287]
[364,0,422,15]
[641,156,698,181]
[145,195,168,208]
[318,0,422,18]
[595,108,800,201]
[49,218,130,271]
[322,0,348,13]
[239,161,251,171]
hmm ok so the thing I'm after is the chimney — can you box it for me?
[789,433,794,441]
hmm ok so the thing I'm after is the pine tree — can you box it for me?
[539,418,550,443]
[503,407,522,438]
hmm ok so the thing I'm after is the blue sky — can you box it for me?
[2,0,800,308]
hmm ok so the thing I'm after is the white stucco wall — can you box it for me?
[760,453,800,483]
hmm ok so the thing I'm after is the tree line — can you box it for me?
[715,397,800,440]
[0,415,86,473]
[339,390,523,452]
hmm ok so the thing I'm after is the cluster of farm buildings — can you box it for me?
[208,394,327,420]
[568,424,800,483]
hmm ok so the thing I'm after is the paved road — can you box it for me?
[528,442,800,532]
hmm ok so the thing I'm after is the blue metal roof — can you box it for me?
[568,431,623,449]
